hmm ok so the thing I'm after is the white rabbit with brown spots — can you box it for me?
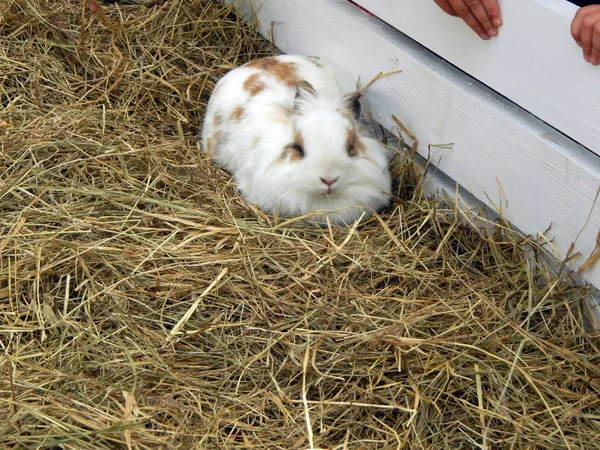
[201,55,392,226]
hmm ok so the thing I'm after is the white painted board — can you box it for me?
[352,0,600,157]
[225,0,600,298]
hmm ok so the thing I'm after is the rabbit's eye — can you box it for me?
[292,144,304,157]
[284,143,304,161]
[286,131,305,161]
[346,131,358,157]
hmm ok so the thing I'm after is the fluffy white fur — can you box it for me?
[201,55,392,226]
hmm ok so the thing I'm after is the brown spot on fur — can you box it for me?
[346,128,365,157]
[231,106,244,122]
[295,130,304,150]
[278,131,305,162]
[243,73,266,96]
[266,61,300,87]
[289,131,305,161]
[244,57,301,88]
[244,57,277,69]
[213,113,223,126]
[285,146,304,161]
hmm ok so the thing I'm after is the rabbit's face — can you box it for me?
[261,105,392,225]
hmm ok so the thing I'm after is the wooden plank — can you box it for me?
[352,0,600,156]
[225,0,600,291]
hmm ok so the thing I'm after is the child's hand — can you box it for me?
[434,0,502,40]
[571,5,600,65]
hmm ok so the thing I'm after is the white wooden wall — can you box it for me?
[225,0,600,324]
[355,0,600,156]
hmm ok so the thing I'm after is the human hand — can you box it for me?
[571,5,600,65]
[434,0,502,40]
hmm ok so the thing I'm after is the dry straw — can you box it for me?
[1,1,600,449]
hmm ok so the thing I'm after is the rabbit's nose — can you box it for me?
[320,177,338,187]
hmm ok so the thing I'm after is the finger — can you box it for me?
[434,0,459,17]
[464,0,496,35]
[571,8,584,47]
[450,0,489,39]
[580,11,600,62]
[89,1,98,13]
[591,21,600,65]
[583,48,590,63]
[481,0,502,28]
[573,6,600,46]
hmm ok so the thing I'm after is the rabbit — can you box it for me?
[201,55,393,226]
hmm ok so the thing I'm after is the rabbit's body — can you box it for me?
[201,55,392,225]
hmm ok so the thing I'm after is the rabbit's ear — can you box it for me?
[294,80,318,109]
[344,91,362,121]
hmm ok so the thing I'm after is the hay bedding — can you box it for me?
[1,0,599,448]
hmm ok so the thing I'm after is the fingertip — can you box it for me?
[492,17,502,27]
[479,32,490,40]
